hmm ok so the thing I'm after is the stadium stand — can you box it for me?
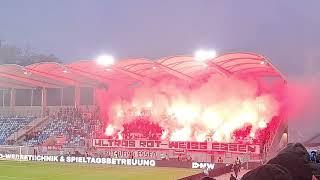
[23,109,164,147]
[0,116,35,145]
[0,53,290,179]
[24,107,103,147]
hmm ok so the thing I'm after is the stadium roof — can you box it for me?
[0,52,285,89]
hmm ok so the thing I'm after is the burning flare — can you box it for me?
[101,76,280,142]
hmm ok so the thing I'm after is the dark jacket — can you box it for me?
[242,143,318,180]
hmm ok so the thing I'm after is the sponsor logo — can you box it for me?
[192,162,215,170]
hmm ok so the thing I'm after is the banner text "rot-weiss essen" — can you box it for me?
[93,139,260,154]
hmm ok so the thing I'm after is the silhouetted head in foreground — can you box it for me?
[242,143,320,180]
[230,173,237,179]
[241,164,292,180]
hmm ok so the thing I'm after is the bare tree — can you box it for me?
[0,41,60,65]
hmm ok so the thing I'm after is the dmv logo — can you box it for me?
[192,162,215,170]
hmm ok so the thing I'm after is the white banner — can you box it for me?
[104,149,158,158]
[93,139,260,154]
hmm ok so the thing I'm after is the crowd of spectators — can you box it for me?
[121,117,163,140]
[0,107,278,148]
[230,117,281,145]
[18,108,165,147]
[24,107,103,147]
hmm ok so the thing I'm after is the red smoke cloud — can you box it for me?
[285,75,320,142]
[285,77,318,119]
[97,76,283,142]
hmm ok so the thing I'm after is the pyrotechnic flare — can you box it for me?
[102,76,280,142]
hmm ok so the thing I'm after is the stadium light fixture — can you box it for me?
[23,70,32,76]
[194,49,217,62]
[96,54,115,66]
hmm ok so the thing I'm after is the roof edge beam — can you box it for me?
[208,61,232,76]
[113,67,154,84]
[154,62,193,82]
[0,73,55,88]
[27,69,78,86]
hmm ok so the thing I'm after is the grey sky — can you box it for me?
[1,0,320,75]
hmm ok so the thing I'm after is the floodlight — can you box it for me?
[23,70,32,76]
[194,49,217,62]
[96,55,115,66]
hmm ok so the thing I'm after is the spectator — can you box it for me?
[187,154,192,161]
[233,162,240,178]
[310,151,317,163]
[33,148,37,156]
[241,143,320,180]
[203,166,210,176]
[160,153,166,160]
[230,174,236,180]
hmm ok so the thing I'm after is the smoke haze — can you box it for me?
[99,76,281,142]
